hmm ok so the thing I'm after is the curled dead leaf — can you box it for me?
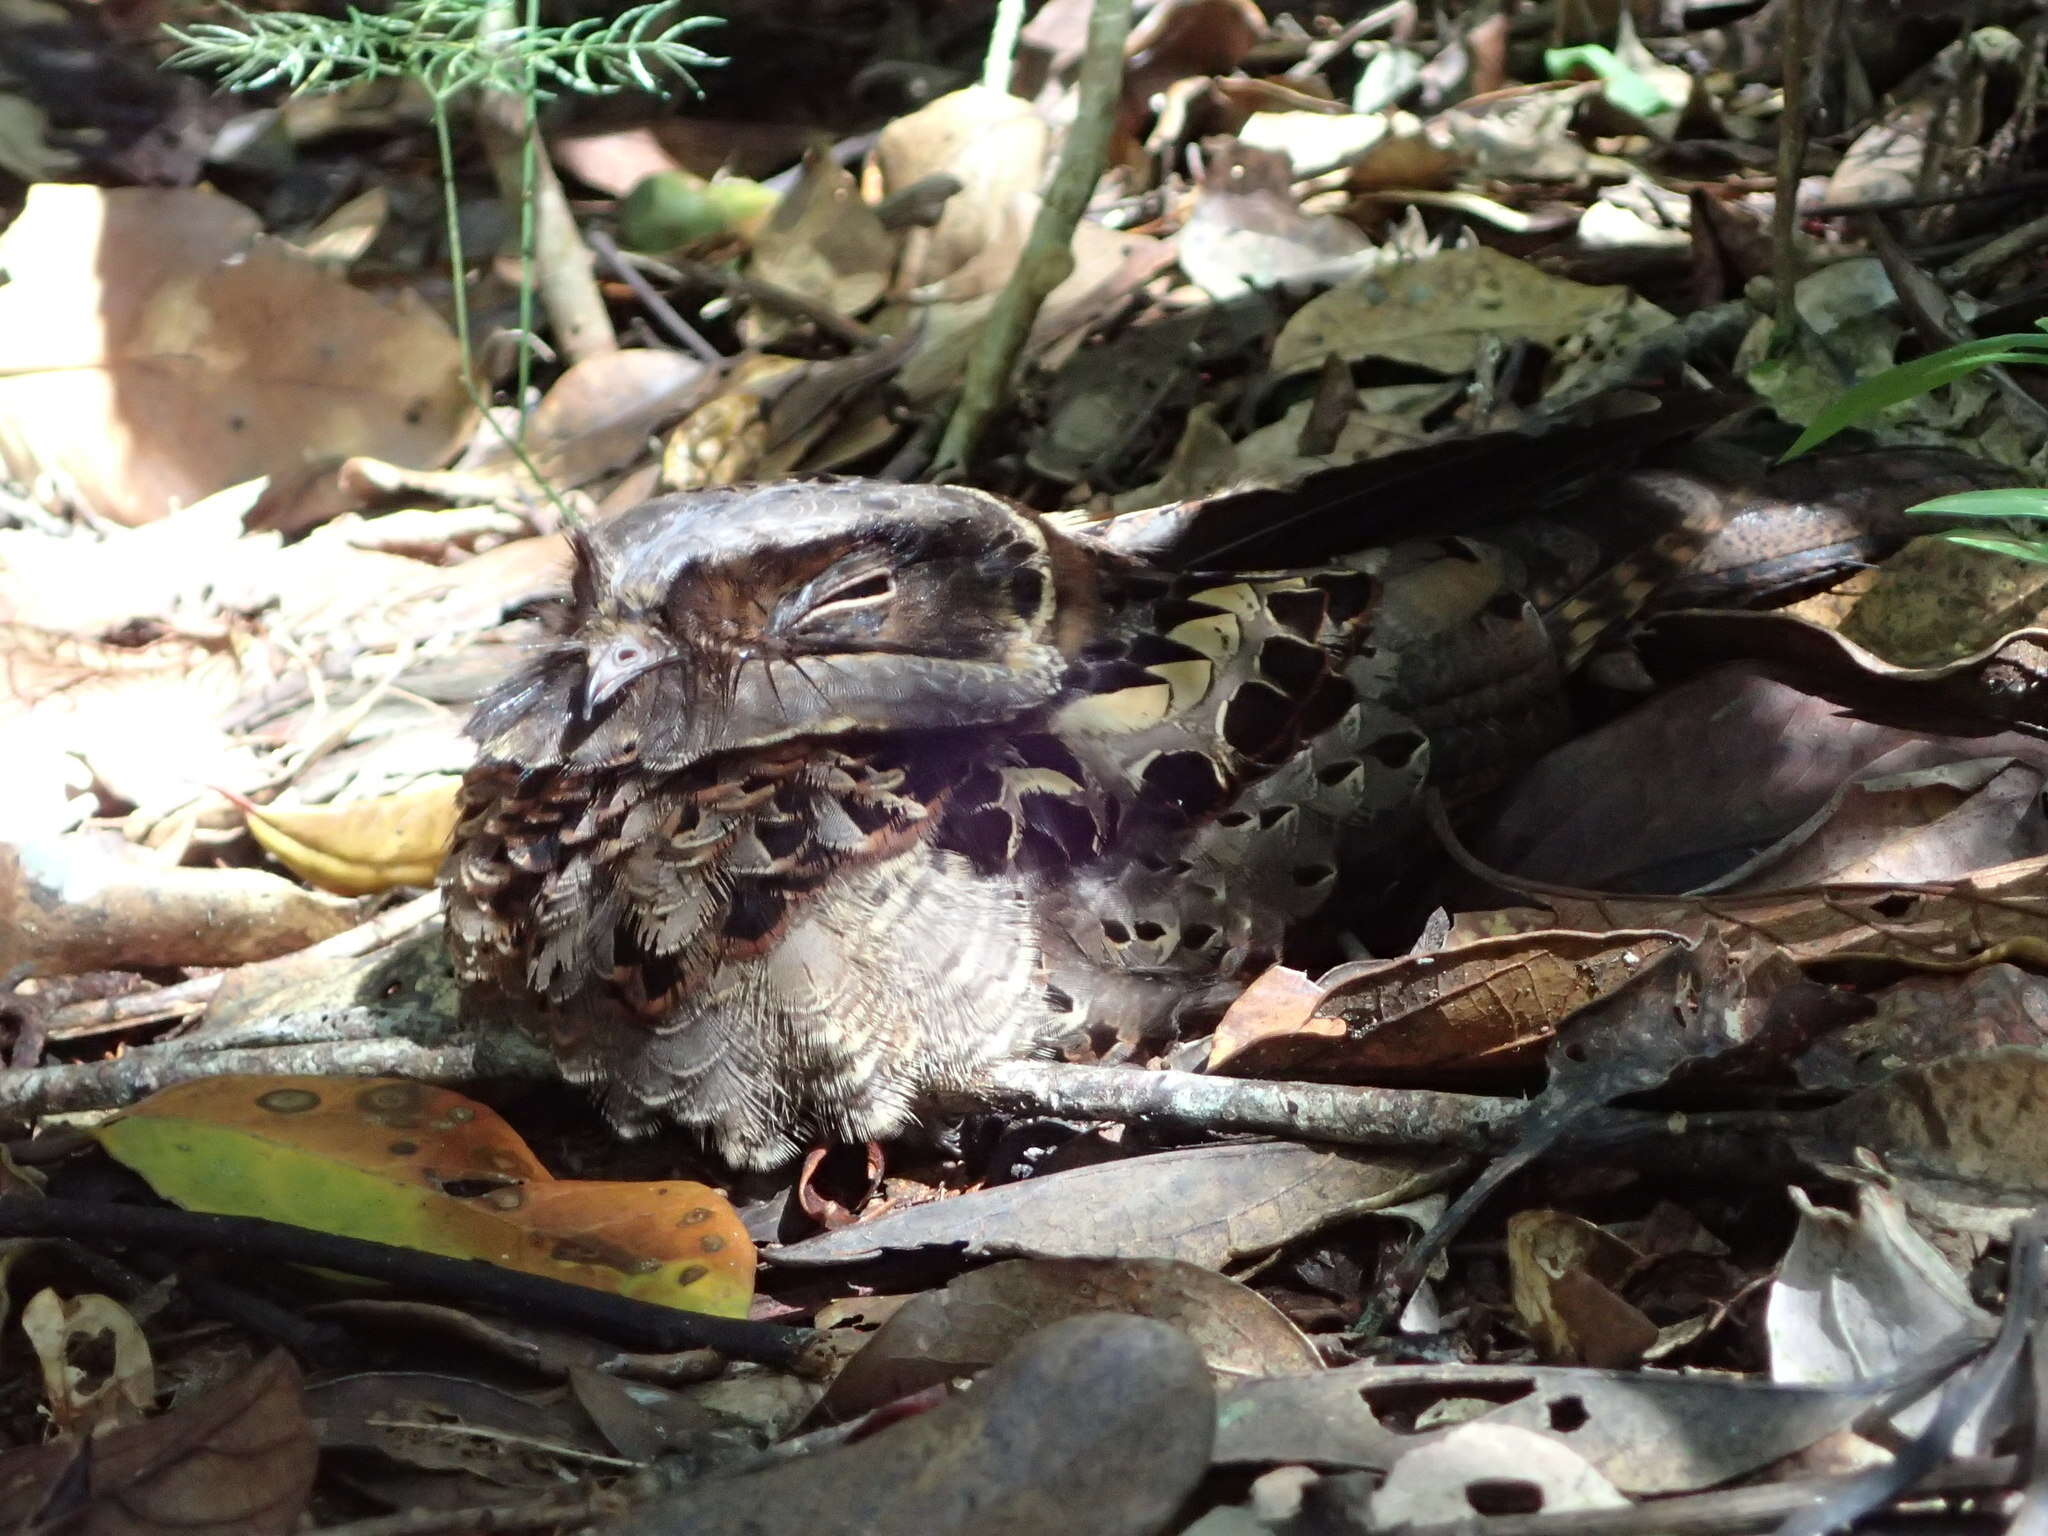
[228,778,461,896]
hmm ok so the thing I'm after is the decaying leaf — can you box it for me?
[93,1076,755,1317]
[21,1290,155,1439]
[863,86,1050,299]
[1796,964,2048,1092]
[773,1139,1459,1270]
[1209,931,1683,1081]
[1506,1210,1658,1369]
[0,1351,316,1536]
[1272,245,1670,387]
[307,1369,623,1491]
[1216,1360,1889,1493]
[1177,138,1372,301]
[743,147,895,343]
[1767,1184,1997,1442]
[1804,1047,2048,1236]
[617,1316,1214,1536]
[814,1257,1318,1423]
[1372,1423,1629,1525]
[1486,852,2048,972]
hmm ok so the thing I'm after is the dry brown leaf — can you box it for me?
[1729,759,2048,889]
[864,87,1050,297]
[814,1257,1317,1426]
[1272,245,1668,382]
[743,147,896,343]
[1808,1046,2048,1236]
[883,220,1171,405]
[461,347,709,493]
[0,185,473,525]
[1490,853,2048,972]
[627,1316,1213,1536]
[231,777,462,896]
[1797,964,2048,1092]
[1125,0,1269,104]
[1428,81,1596,180]
[0,835,364,976]
[1211,930,1684,1081]
[0,1350,316,1536]
[550,119,818,194]
[289,186,388,269]
[1178,138,1371,300]
[1507,1211,1658,1369]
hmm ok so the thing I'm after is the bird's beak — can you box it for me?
[581,635,666,716]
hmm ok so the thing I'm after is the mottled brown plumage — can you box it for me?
[445,478,1435,1167]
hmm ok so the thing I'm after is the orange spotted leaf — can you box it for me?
[92,1076,755,1317]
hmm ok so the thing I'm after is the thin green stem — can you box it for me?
[431,97,476,385]
[516,0,542,436]
[432,91,583,527]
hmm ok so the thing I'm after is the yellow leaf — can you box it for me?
[233,777,461,896]
[93,1077,755,1318]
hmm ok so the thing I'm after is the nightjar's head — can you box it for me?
[469,480,1081,770]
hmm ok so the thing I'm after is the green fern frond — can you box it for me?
[166,0,722,103]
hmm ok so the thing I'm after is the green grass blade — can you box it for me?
[1908,489,2048,523]
[1779,335,2048,461]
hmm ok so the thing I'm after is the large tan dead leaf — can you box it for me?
[1210,929,1684,1081]
[458,346,708,494]
[864,87,1050,298]
[743,148,895,344]
[882,219,1171,405]
[0,184,474,525]
[1272,244,1667,381]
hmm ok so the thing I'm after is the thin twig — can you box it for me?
[945,1059,1534,1153]
[636,252,881,350]
[1770,0,1813,338]
[476,12,617,365]
[0,1198,829,1371]
[1942,204,2048,286]
[0,1035,542,1124]
[587,228,725,365]
[933,0,1133,475]
[1286,0,1410,79]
